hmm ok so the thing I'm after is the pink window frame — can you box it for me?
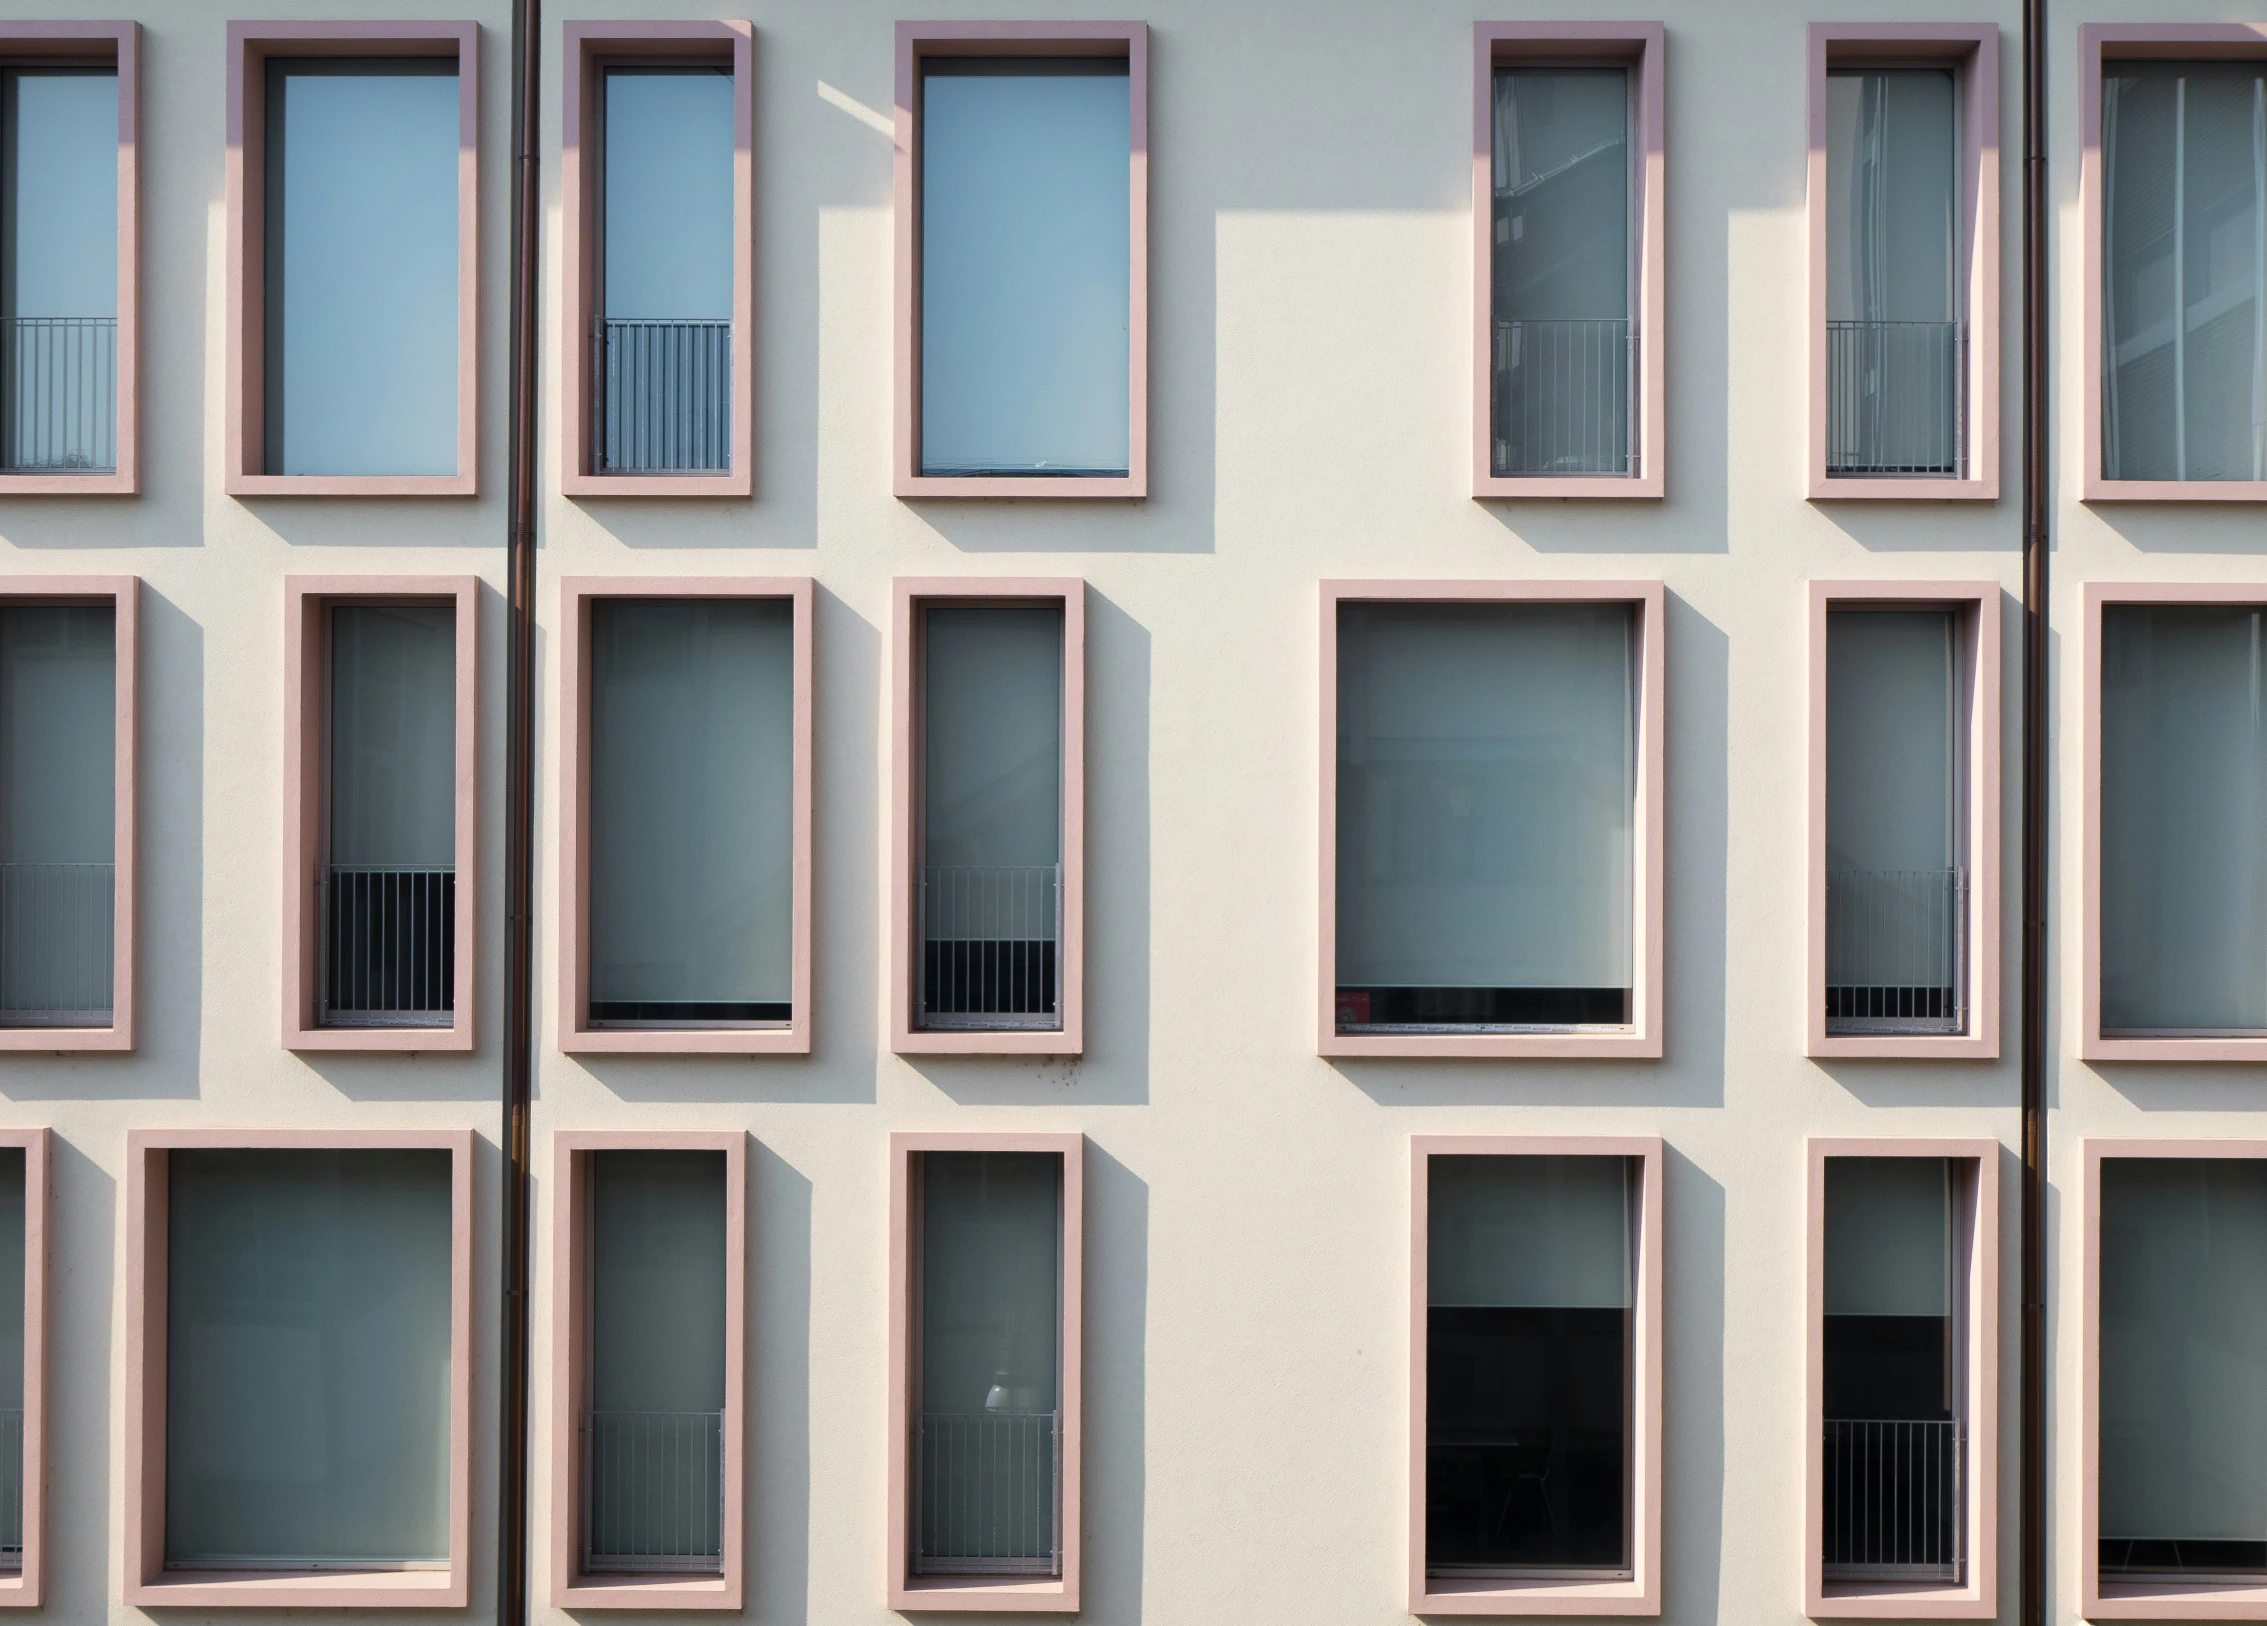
[224,21,479,498]
[549,1130,746,1610]
[1804,25,2001,502]
[280,577,479,1051]
[2079,1137,2267,1619]
[122,1127,475,1609]
[891,578,1086,1056]
[557,576,813,1055]
[887,1130,1084,1614]
[2080,24,2267,504]
[892,22,1149,500]
[0,23,138,496]
[1803,1137,2001,1618]
[1408,1135,1664,1616]
[2079,582,2267,1061]
[1471,23,1666,501]
[0,576,137,1052]
[1318,579,1666,1060]
[561,21,754,498]
[0,1130,49,1610]
[1805,581,2003,1059]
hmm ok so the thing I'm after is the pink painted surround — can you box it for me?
[2079,24,2267,504]
[0,1132,49,1610]
[1318,580,1666,1060]
[123,1128,476,1609]
[282,578,480,1052]
[891,579,1086,1056]
[1472,23,1666,501]
[1803,1138,2001,1619]
[887,1132,1084,1613]
[1408,1136,1664,1616]
[893,22,1148,500]
[556,577,814,1054]
[224,21,480,497]
[561,21,754,497]
[1805,582,2002,1059]
[0,577,137,1052]
[550,1131,747,1610]
[0,24,138,496]
[1805,25,2001,501]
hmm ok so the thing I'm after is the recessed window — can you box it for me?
[2101,61,2266,483]
[1825,608,1967,1035]
[0,1146,22,1575]
[1335,602,1635,1034]
[0,65,117,473]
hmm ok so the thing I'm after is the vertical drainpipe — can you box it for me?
[500,0,541,1621]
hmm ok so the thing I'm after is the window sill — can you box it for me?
[1808,1031,1997,1061]
[1323,1029,1659,1060]
[896,473,1143,501]
[894,1027,1079,1057]
[2084,477,2267,504]
[889,1574,1077,1614]
[0,471,134,496]
[1412,1573,1657,1616]
[1809,475,1998,502]
[555,1573,739,1611]
[1812,1578,1995,1619]
[127,1567,467,1609]
[2080,1033,2267,1063]
[284,1020,473,1053]
[1475,473,1663,501]
[562,471,749,499]
[0,1570,38,1609]
[227,473,475,498]
[560,1022,809,1056]
[2086,1579,2267,1620]
[0,1024,128,1054]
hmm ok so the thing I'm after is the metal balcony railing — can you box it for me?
[318,866,454,1027]
[1826,320,1966,478]
[583,1410,724,1574]
[0,1409,20,1571]
[594,319,731,475]
[1823,1418,1963,1582]
[914,1411,1060,1576]
[919,864,1061,1031]
[1826,867,1966,1034]
[0,862,113,1027]
[1491,317,1634,477]
[1,317,117,473]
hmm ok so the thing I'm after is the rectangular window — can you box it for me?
[0,1130,46,1606]
[895,25,1146,498]
[0,1146,22,1577]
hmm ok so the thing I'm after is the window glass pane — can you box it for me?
[1490,67,1630,476]
[919,59,1130,477]
[0,68,118,473]
[1336,602,1635,1031]
[2100,1158,2267,1579]
[0,606,112,1025]
[919,606,1063,1030]
[264,60,460,477]
[916,1151,1060,1575]
[0,1148,22,1567]
[2102,62,2267,482]
[164,1149,453,1568]
[1826,609,1963,1033]
[589,599,794,1026]
[2101,606,2267,1034]
[1426,1155,1632,1576]
[587,1150,726,1572]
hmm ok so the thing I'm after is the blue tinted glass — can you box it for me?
[264,60,459,477]
[919,59,1130,477]
[1,69,116,318]
[603,68,732,320]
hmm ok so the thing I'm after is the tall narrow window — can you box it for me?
[0,604,113,1029]
[1825,70,1962,477]
[2099,1157,2267,1582]
[584,1151,727,1576]
[0,1147,22,1576]
[322,604,455,1027]
[917,605,1064,1033]
[2102,61,2267,483]
[163,1148,453,1573]
[1823,1158,1963,1583]
[1335,602,1635,1034]
[588,599,794,1029]
[2100,605,2267,1036]
[263,59,459,477]
[1826,609,1966,1034]
[912,1150,1062,1579]
[0,66,116,473]
[594,67,731,476]
[1426,1155,1634,1579]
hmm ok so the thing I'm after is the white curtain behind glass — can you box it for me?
[1825,1157,1950,1318]
[1336,603,1635,995]
[1824,70,1956,325]
[1429,1155,1632,1310]
[2103,63,2267,481]
[592,1151,726,1414]
[921,1152,1060,1417]
[2101,1158,2267,1549]
[0,606,111,868]
[1828,610,1956,875]
[2101,606,2267,1033]
[922,607,1063,871]
[165,1149,453,1567]
[589,599,794,1015]
[920,60,1130,477]
[329,605,454,871]
[601,69,732,321]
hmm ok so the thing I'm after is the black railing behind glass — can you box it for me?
[1491,316,1633,477]
[595,319,731,475]
[319,866,455,1026]
[1827,320,1965,477]
[1,317,117,473]
[0,861,113,1026]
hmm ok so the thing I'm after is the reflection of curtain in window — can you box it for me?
[1826,71,1956,325]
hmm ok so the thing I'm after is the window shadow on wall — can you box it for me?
[1083,1145,1148,1625]
[748,1140,813,1626]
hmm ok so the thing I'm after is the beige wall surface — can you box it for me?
[0,0,2258,1621]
